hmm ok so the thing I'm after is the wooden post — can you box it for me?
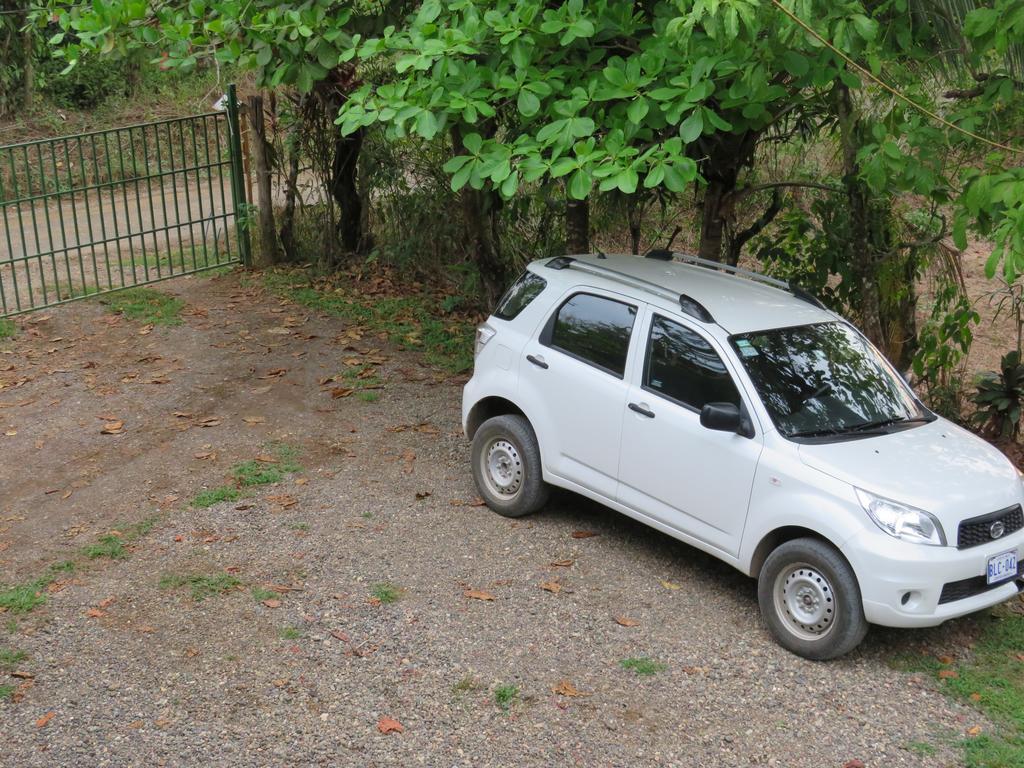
[246,93,279,267]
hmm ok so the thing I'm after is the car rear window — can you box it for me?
[548,293,637,377]
[494,272,547,320]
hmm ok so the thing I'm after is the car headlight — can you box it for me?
[855,488,946,546]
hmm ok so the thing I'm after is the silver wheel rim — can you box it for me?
[481,438,524,500]
[773,562,836,641]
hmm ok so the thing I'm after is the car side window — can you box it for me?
[546,293,637,377]
[645,314,740,410]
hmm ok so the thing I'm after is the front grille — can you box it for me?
[957,505,1024,550]
[938,562,1024,604]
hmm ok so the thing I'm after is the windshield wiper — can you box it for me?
[846,415,933,433]
[788,427,844,438]
[789,416,932,439]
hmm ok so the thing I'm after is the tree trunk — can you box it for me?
[279,141,301,262]
[330,128,365,254]
[247,94,279,267]
[452,128,508,305]
[835,81,885,350]
[695,131,757,264]
[22,28,33,110]
[566,199,590,254]
[698,176,733,263]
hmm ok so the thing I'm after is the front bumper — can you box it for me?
[843,526,1024,628]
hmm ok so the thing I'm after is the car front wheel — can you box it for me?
[757,537,868,660]
[471,414,549,518]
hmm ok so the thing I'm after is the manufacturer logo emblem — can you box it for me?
[990,520,1006,539]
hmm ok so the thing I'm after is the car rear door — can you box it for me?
[616,310,763,557]
[517,289,644,500]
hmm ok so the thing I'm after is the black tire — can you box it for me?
[471,414,549,518]
[757,537,868,661]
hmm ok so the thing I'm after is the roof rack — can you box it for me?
[546,256,716,324]
[643,250,827,310]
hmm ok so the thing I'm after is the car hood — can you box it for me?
[798,418,1022,532]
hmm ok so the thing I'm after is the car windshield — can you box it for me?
[730,322,931,439]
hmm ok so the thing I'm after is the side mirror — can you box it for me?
[700,402,743,435]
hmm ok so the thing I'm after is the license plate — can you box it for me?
[987,550,1019,585]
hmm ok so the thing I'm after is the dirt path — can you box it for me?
[0,270,997,766]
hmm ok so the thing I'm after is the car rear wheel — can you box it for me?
[471,414,549,518]
[757,537,868,660]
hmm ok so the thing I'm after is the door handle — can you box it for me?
[629,402,655,419]
[526,354,549,370]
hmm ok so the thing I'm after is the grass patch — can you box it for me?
[82,534,128,560]
[191,485,241,508]
[0,685,13,702]
[370,583,401,604]
[251,586,280,603]
[357,390,381,403]
[290,522,310,532]
[231,461,284,487]
[262,270,476,374]
[0,319,16,340]
[279,625,302,640]
[494,684,519,711]
[452,674,481,696]
[0,561,80,615]
[231,445,303,487]
[894,610,1024,766]
[101,287,184,326]
[159,573,243,601]
[620,657,667,676]
[905,741,937,757]
[0,648,27,668]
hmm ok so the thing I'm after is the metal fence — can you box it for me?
[0,85,250,317]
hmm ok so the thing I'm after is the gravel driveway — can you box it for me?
[0,271,986,766]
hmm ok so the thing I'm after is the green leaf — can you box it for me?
[462,133,483,154]
[781,51,808,77]
[851,14,878,41]
[568,169,592,199]
[627,97,649,124]
[679,111,704,143]
[518,89,541,117]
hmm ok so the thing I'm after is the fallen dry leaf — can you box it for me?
[967,725,982,736]
[36,711,56,728]
[463,589,495,602]
[970,692,982,702]
[330,387,354,399]
[540,581,562,594]
[660,580,681,590]
[549,559,574,568]
[614,616,640,627]
[377,716,404,734]
[551,679,590,697]
[85,608,106,618]
[97,596,116,609]
[938,669,959,679]
[243,416,266,425]
[262,599,282,609]
[571,530,598,539]
[937,654,954,665]
[843,761,865,768]
[100,420,124,435]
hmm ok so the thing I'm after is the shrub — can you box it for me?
[972,351,1024,441]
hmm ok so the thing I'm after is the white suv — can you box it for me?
[462,253,1024,659]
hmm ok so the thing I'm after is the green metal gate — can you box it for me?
[0,84,251,317]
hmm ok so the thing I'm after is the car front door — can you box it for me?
[616,311,763,557]
[517,290,641,500]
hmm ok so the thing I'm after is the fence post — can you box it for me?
[226,84,253,268]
